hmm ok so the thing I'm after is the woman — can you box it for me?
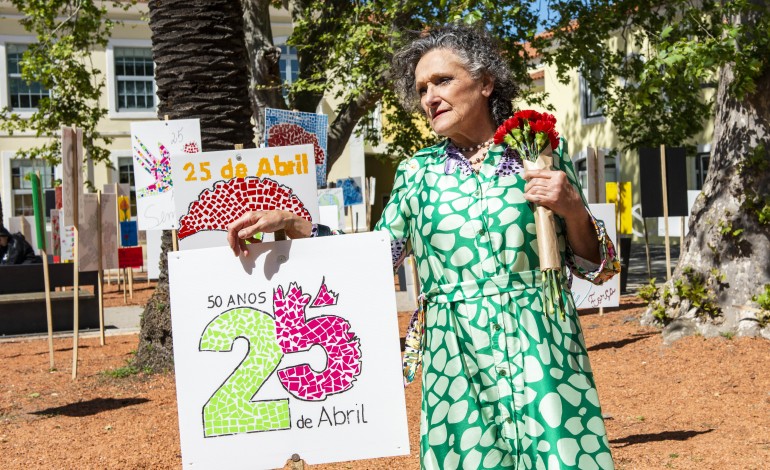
[228,23,619,470]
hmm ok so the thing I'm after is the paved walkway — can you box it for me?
[624,241,680,294]
[1,242,679,341]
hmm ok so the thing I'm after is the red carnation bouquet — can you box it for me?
[494,110,565,317]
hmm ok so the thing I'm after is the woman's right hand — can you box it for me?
[226,210,312,256]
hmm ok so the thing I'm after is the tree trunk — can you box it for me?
[649,59,770,340]
[135,0,255,372]
[240,0,286,145]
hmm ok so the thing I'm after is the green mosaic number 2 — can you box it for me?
[199,307,290,437]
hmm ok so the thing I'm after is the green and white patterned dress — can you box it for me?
[373,140,620,470]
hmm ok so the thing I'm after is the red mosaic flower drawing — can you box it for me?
[177,177,312,240]
[267,123,325,166]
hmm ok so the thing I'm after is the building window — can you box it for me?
[6,44,49,111]
[279,45,299,96]
[581,69,604,120]
[576,152,617,194]
[118,156,137,217]
[10,159,55,216]
[687,152,710,190]
[114,47,155,111]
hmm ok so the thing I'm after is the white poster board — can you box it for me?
[657,190,700,237]
[61,127,83,226]
[130,119,201,230]
[318,187,344,231]
[168,232,409,469]
[146,229,163,280]
[171,144,319,250]
[569,203,620,309]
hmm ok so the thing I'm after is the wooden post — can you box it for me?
[123,268,128,304]
[33,171,55,369]
[128,267,134,299]
[172,230,179,251]
[97,190,105,346]
[643,217,652,279]
[660,144,672,281]
[71,127,82,380]
[289,454,305,470]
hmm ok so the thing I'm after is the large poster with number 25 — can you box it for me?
[168,232,409,469]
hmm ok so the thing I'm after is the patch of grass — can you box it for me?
[102,365,141,378]
[669,453,679,458]
[751,284,770,328]
[720,331,735,340]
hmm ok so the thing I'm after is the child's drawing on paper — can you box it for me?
[130,119,201,230]
[133,138,173,197]
[336,177,364,206]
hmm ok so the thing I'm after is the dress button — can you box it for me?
[493,323,501,331]
[478,228,485,236]
[473,189,481,197]
[506,417,513,424]
[498,369,507,377]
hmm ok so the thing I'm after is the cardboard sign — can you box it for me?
[100,193,120,270]
[171,144,319,250]
[168,232,409,469]
[569,203,620,309]
[118,246,143,269]
[61,127,83,226]
[130,119,202,230]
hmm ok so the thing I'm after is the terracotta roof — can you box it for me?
[529,69,545,80]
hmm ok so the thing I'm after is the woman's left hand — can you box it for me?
[523,169,583,222]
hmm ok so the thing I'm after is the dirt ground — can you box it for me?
[1,295,768,470]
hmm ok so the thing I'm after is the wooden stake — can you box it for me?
[122,268,128,304]
[128,267,134,299]
[289,454,306,470]
[97,190,105,346]
[172,229,179,251]
[71,127,82,380]
[42,248,55,369]
[643,217,652,279]
[660,144,672,281]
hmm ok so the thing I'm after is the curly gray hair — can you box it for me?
[391,23,517,126]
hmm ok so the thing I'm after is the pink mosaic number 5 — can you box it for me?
[198,282,362,438]
[274,283,362,401]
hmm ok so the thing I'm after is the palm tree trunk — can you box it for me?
[134,0,255,371]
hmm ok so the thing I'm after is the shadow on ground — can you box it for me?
[588,332,657,351]
[610,429,714,448]
[31,397,149,418]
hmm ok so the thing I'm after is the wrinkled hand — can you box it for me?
[226,210,291,256]
[523,169,583,220]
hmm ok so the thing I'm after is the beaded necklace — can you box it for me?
[453,139,494,172]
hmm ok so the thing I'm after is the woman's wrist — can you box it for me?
[283,212,312,239]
